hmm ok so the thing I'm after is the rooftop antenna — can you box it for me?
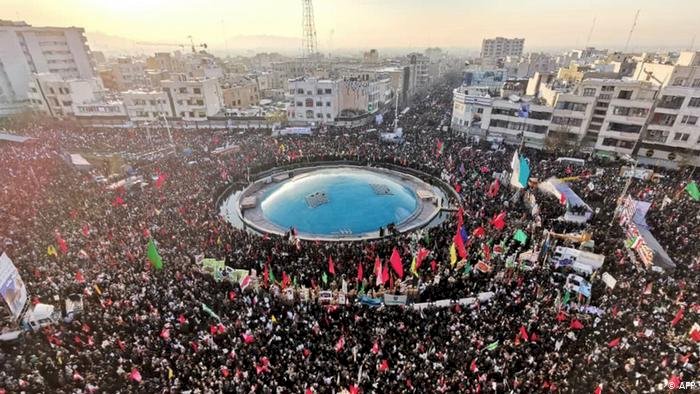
[623,9,640,53]
[585,17,596,48]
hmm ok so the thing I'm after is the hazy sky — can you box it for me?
[5,0,700,52]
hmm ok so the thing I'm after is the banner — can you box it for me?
[200,258,225,272]
[0,253,28,320]
[602,272,617,289]
[383,294,408,306]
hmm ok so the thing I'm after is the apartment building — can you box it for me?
[161,78,223,121]
[27,73,104,117]
[0,20,96,114]
[122,90,172,122]
[287,77,340,124]
[101,57,147,91]
[452,85,553,148]
[480,37,525,65]
[222,78,260,108]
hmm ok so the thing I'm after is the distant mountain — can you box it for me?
[86,31,302,56]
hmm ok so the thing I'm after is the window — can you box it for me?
[196,99,204,106]
[602,137,618,147]
[602,86,615,92]
[326,113,331,118]
[49,87,55,94]
[612,106,649,117]
[189,111,195,117]
[305,98,314,107]
[326,102,331,107]
[645,129,669,143]
[179,87,187,94]
[598,94,612,101]
[316,101,322,107]
[583,88,596,97]
[317,89,323,95]
[688,97,700,107]
[617,90,633,100]
[555,101,587,112]
[305,110,314,119]
[658,95,685,109]
[674,132,690,142]
[193,88,201,94]
[681,115,698,125]
[692,79,700,88]
[551,116,583,127]
[325,89,332,94]
[672,77,685,86]
[316,113,323,119]
[607,122,642,133]
[295,101,302,107]
[650,113,677,126]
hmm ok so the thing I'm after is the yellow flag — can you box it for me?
[410,257,419,278]
[93,284,102,296]
[168,367,174,380]
[450,243,457,267]
[47,245,57,257]
[271,315,277,324]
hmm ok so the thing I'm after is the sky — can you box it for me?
[5,0,700,54]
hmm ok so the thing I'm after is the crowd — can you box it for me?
[0,75,698,393]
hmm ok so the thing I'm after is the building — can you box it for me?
[102,57,147,91]
[27,73,104,117]
[122,90,172,122]
[363,49,379,64]
[407,53,430,89]
[287,76,391,126]
[0,20,97,114]
[480,37,525,65]
[222,78,260,108]
[161,78,223,121]
[146,52,186,73]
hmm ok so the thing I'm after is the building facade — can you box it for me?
[0,20,96,114]
[161,78,223,121]
[480,37,525,65]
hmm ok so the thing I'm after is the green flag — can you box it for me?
[147,239,163,270]
[562,290,571,305]
[486,340,499,351]
[321,272,328,285]
[359,283,365,295]
[201,302,220,321]
[513,229,528,244]
[686,181,700,201]
[463,261,472,275]
[293,277,298,287]
[269,270,276,284]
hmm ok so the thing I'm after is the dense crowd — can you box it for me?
[0,76,698,393]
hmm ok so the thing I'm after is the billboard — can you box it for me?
[0,253,27,320]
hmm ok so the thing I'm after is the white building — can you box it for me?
[122,90,171,122]
[481,37,525,65]
[287,77,340,124]
[0,20,96,114]
[161,78,223,121]
[27,73,104,117]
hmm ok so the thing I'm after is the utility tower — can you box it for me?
[301,0,318,60]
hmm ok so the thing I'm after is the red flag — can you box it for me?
[357,262,363,282]
[473,227,485,238]
[328,256,335,275]
[81,224,90,237]
[216,323,226,335]
[381,263,389,285]
[570,319,584,330]
[416,248,429,269]
[371,340,380,354]
[608,337,621,348]
[155,172,166,189]
[112,196,125,207]
[378,359,389,373]
[349,385,360,394]
[430,260,437,272]
[487,179,500,197]
[263,264,269,286]
[671,307,684,326]
[593,384,603,394]
[75,271,85,283]
[335,335,345,352]
[482,244,491,261]
[456,207,464,229]
[281,272,291,289]
[129,368,142,383]
[491,211,506,230]
[559,193,567,205]
[690,328,700,342]
[454,182,462,194]
[556,310,568,322]
[470,358,478,373]
[177,314,187,325]
[242,333,255,344]
[519,326,529,342]
[454,231,467,259]
[389,248,403,279]
[160,328,170,340]
[221,366,229,378]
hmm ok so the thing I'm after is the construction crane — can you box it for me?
[135,41,186,51]
[301,0,318,59]
[623,10,640,53]
[187,36,208,54]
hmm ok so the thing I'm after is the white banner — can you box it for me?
[383,294,408,306]
[602,272,617,289]
[0,253,27,320]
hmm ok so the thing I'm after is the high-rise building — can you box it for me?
[0,20,97,115]
[480,37,525,65]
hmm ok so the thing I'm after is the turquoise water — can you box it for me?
[260,168,419,236]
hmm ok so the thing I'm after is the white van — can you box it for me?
[550,246,604,276]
